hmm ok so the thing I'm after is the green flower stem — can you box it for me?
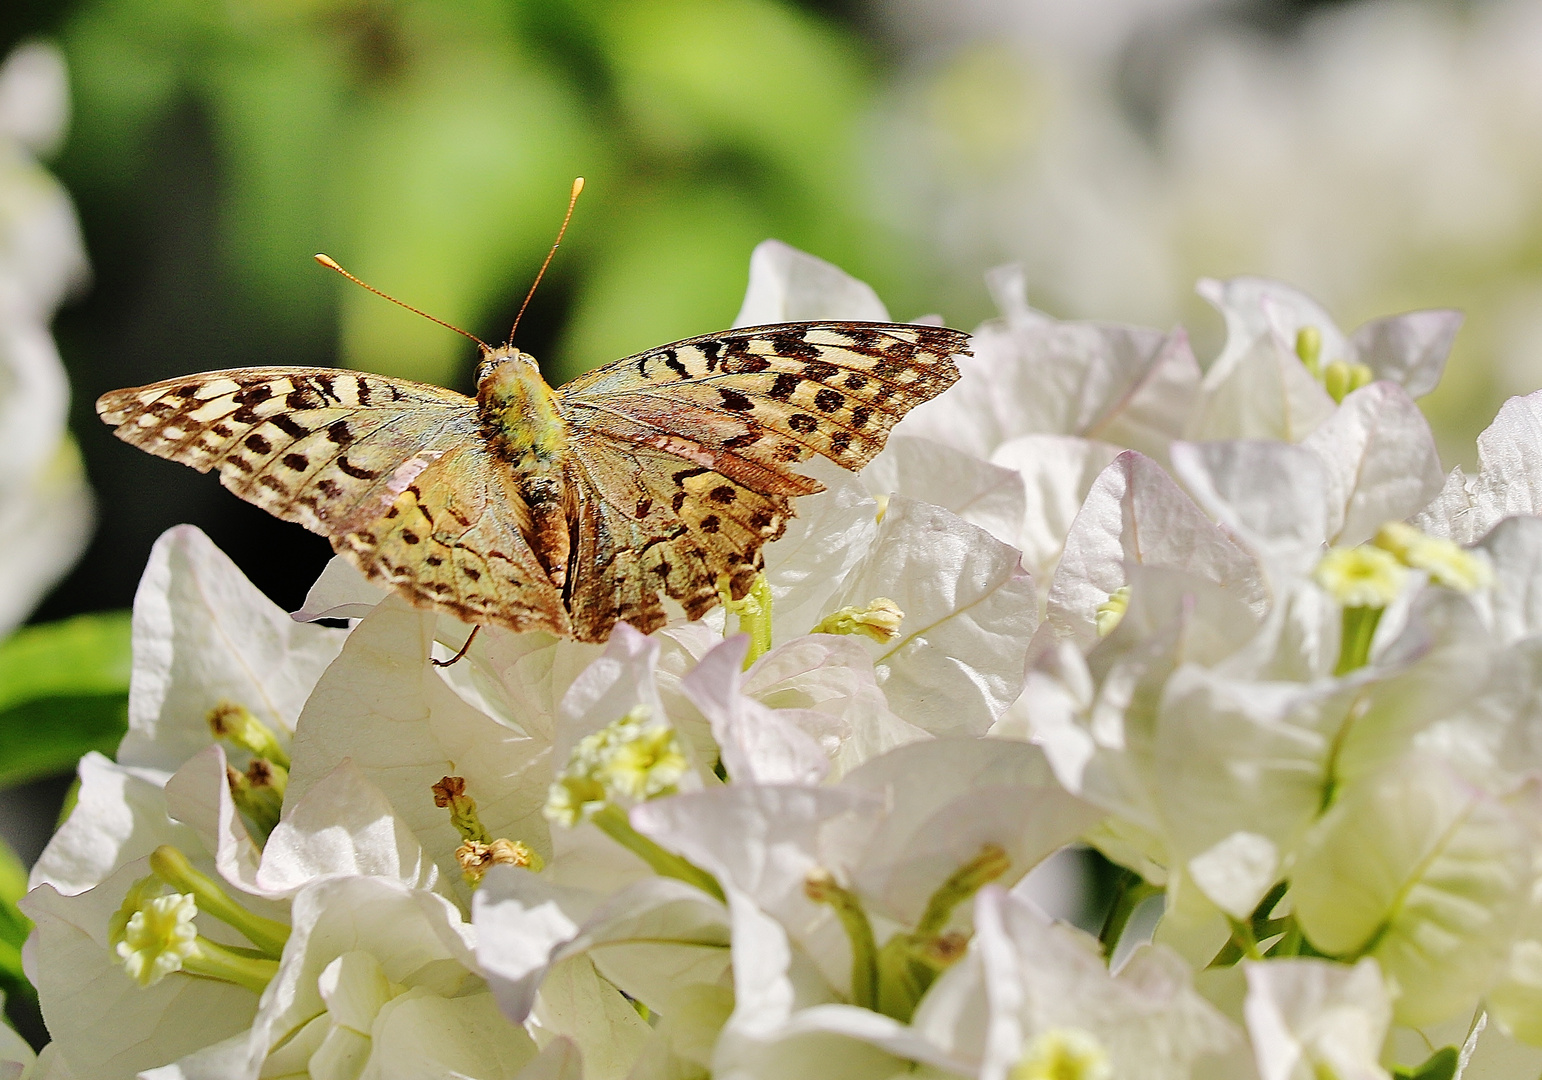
[1097,868,1161,956]
[915,844,1010,938]
[1335,605,1383,676]
[805,871,879,1011]
[150,846,289,957]
[723,575,774,669]
[589,805,725,902]
[183,936,280,994]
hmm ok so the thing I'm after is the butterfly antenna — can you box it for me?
[314,254,490,351]
[508,176,585,347]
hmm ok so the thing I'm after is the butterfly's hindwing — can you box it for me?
[341,448,569,636]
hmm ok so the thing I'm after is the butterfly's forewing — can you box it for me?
[97,368,570,635]
[96,369,480,533]
[558,322,968,473]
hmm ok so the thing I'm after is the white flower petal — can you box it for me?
[842,738,1100,926]
[862,435,1027,549]
[119,525,345,773]
[681,637,829,786]
[286,595,552,889]
[823,496,1039,736]
[732,239,890,327]
[255,758,438,897]
[292,554,386,622]
[1044,451,1265,646]
[1169,439,1330,576]
[1349,309,1462,399]
[990,434,1125,586]
[1302,381,1444,546]
[1291,757,1534,1027]
[1242,958,1391,1080]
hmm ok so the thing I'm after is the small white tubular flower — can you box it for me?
[115,892,198,987]
[1313,546,1407,608]
[1010,1028,1112,1080]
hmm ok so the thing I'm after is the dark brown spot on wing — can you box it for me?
[788,414,818,434]
[718,388,754,412]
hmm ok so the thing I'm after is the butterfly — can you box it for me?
[97,322,968,642]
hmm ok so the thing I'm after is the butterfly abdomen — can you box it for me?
[477,348,570,465]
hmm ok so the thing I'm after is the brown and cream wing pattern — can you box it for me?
[96,368,482,535]
[558,321,968,474]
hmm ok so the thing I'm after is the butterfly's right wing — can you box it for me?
[98,368,570,634]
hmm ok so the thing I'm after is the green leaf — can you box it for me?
[0,611,132,712]
[0,613,131,788]
[1393,1046,1458,1080]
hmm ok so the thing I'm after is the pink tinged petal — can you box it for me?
[732,239,890,327]
[681,636,829,786]
[1044,451,1266,647]
[1302,381,1444,546]
[1350,309,1462,399]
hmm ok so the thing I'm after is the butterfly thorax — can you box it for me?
[476,347,570,465]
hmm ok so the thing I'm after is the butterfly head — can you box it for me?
[476,345,569,463]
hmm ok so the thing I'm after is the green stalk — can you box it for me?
[589,805,725,902]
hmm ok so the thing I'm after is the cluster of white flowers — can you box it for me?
[0,41,91,637]
[21,240,1542,1079]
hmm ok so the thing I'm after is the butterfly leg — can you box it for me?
[432,625,481,667]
